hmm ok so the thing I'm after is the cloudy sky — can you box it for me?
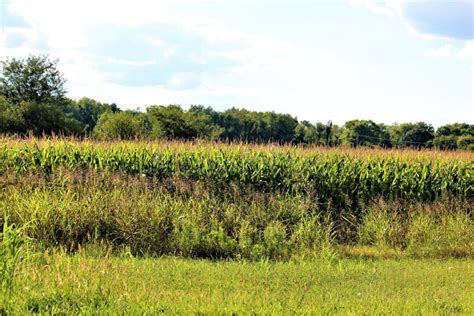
[0,0,473,125]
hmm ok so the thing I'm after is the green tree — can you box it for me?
[219,108,264,141]
[187,105,223,140]
[147,104,223,140]
[218,108,297,143]
[0,95,82,136]
[457,135,474,150]
[330,124,343,146]
[94,111,150,140]
[0,55,83,136]
[20,100,82,136]
[66,97,120,133]
[433,135,458,150]
[342,120,383,147]
[147,105,192,139]
[188,105,220,125]
[263,112,297,143]
[436,123,474,137]
[0,55,66,104]
[391,122,434,148]
[378,124,392,148]
[0,96,25,133]
[294,122,308,143]
[294,121,327,145]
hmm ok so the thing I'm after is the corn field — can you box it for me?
[0,138,472,202]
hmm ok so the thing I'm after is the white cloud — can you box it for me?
[404,24,454,42]
[457,41,474,61]
[424,44,451,58]
[348,0,402,17]
[1,0,291,106]
[106,58,157,67]
[165,73,201,90]
[353,0,473,41]
[7,0,288,49]
[401,1,473,41]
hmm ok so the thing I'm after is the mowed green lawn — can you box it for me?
[8,252,474,314]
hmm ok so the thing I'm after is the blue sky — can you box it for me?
[0,0,472,126]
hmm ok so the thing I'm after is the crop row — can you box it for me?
[0,141,472,201]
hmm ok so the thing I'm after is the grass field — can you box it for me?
[1,138,473,314]
[5,251,474,314]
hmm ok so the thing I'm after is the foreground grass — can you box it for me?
[4,251,474,314]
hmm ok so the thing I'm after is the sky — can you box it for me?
[0,0,473,126]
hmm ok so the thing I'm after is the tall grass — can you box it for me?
[358,200,474,257]
[0,170,471,259]
[1,214,31,311]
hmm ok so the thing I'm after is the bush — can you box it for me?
[457,135,474,150]
[433,135,458,150]
[93,111,150,139]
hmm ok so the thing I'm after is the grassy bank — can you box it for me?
[2,251,473,314]
[1,171,472,259]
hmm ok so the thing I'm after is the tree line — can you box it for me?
[1,55,473,150]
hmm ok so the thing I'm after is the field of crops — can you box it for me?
[1,138,472,200]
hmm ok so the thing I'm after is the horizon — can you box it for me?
[1,0,473,127]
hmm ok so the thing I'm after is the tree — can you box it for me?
[0,55,84,136]
[189,105,220,125]
[433,135,458,150]
[147,105,192,139]
[391,122,434,148]
[65,97,121,133]
[0,95,82,136]
[457,135,474,151]
[219,108,264,141]
[217,108,298,143]
[146,104,223,140]
[330,124,343,146]
[436,123,474,137]
[342,120,383,147]
[0,55,66,104]
[294,121,327,145]
[324,121,333,146]
[378,124,392,148]
[263,112,298,143]
[93,111,150,140]
[186,105,223,140]
[294,121,311,144]
[0,96,25,133]
[20,100,83,136]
